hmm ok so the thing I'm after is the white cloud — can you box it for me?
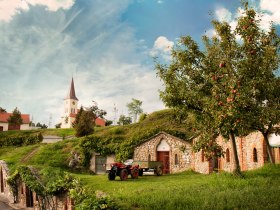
[150,36,174,61]
[0,0,165,126]
[215,7,232,22]
[0,0,74,22]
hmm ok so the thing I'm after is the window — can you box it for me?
[253,148,258,162]
[201,150,205,162]
[226,148,230,162]
[175,154,179,165]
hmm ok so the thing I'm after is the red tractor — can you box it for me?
[108,162,139,181]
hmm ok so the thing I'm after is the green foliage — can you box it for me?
[74,103,107,137]
[117,114,132,125]
[8,107,23,126]
[127,98,143,122]
[0,132,43,147]
[79,109,195,164]
[156,2,280,174]
[0,107,7,113]
[138,113,147,122]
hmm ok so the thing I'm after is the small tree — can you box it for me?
[117,114,132,125]
[8,107,23,126]
[0,107,7,113]
[74,101,106,137]
[127,98,143,123]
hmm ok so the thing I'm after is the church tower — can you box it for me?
[61,77,79,128]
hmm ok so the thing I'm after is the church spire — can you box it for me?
[66,77,78,100]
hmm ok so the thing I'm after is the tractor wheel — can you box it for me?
[108,171,116,180]
[131,168,139,179]
[156,166,163,176]
[120,169,128,181]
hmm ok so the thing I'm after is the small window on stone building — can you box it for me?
[175,154,179,165]
[226,148,230,162]
[201,150,205,162]
[253,148,258,162]
[148,154,151,162]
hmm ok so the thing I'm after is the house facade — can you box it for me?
[133,132,193,174]
[0,113,30,132]
[61,77,106,128]
[133,132,280,174]
[193,132,280,174]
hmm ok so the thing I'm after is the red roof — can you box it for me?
[0,113,30,124]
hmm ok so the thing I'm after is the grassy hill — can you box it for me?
[0,109,194,171]
[0,109,280,209]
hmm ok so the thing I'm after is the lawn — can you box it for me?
[74,164,280,210]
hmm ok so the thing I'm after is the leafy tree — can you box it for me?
[105,120,113,126]
[36,122,48,129]
[0,107,7,113]
[8,107,23,126]
[74,101,106,137]
[117,114,132,126]
[127,98,143,123]
[156,2,280,175]
[55,123,62,129]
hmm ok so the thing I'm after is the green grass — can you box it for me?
[74,165,280,210]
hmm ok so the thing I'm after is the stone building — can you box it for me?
[193,132,280,174]
[133,132,193,174]
[90,153,116,174]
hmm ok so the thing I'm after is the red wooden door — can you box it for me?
[157,151,170,174]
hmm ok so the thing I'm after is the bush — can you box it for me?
[0,133,43,147]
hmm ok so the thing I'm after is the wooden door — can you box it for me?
[95,156,107,174]
[25,186,34,207]
[0,126,3,132]
[0,168,4,192]
[157,151,170,174]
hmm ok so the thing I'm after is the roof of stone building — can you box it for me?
[135,131,192,147]
[0,113,30,124]
[65,77,78,100]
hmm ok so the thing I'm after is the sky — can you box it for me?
[0,0,280,127]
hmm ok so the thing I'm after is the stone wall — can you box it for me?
[133,132,192,174]
[194,132,271,174]
[0,160,13,203]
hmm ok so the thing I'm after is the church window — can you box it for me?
[253,148,258,162]
[226,148,230,162]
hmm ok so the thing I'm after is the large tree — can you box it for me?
[117,114,132,126]
[8,107,23,126]
[0,107,7,113]
[156,2,280,175]
[127,98,143,123]
[74,101,106,137]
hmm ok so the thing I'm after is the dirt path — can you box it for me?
[20,146,41,164]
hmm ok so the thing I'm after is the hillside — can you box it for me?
[0,109,195,171]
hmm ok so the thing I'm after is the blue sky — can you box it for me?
[0,0,279,127]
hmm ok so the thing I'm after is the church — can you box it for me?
[61,78,106,128]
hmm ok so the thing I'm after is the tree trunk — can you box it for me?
[229,130,242,176]
[262,132,275,164]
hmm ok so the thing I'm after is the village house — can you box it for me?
[61,77,106,128]
[133,131,280,174]
[133,132,193,174]
[0,112,30,132]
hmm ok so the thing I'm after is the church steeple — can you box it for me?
[66,77,78,101]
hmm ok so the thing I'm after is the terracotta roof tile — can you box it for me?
[0,113,30,124]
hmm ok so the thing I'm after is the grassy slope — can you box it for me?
[1,109,280,209]
[75,164,280,210]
